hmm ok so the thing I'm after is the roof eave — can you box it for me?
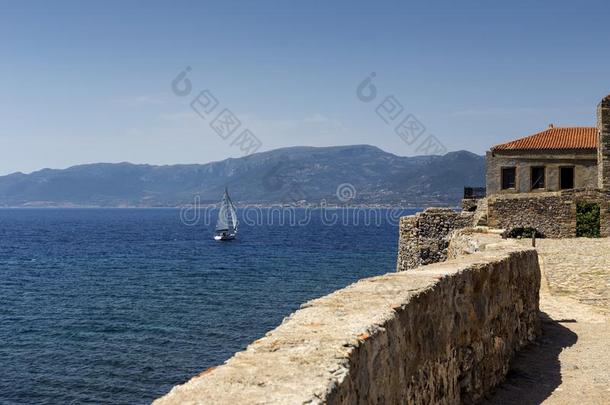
[491,147,597,152]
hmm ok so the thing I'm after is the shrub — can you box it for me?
[576,202,600,238]
[505,227,544,239]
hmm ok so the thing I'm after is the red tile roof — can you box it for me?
[492,126,597,151]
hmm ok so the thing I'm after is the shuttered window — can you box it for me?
[501,167,516,189]
[531,167,545,189]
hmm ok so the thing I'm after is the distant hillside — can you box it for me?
[0,145,485,207]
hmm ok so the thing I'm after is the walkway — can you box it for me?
[484,238,610,404]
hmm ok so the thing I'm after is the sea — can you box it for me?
[0,207,418,404]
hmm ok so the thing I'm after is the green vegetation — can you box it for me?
[505,227,544,239]
[576,202,600,238]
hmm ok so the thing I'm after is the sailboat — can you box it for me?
[214,188,238,241]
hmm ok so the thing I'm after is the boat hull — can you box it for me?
[214,234,236,241]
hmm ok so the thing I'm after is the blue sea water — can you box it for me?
[0,208,417,404]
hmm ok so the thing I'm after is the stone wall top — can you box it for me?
[154,239,540,404]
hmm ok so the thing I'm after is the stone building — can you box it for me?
[486,126,598,194]
[487,95,610,195]
[483,94,610,237]
[398,95,610,272]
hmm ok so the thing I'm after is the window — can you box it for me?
[531,166,545,189]
[560,167,574,190]
[501,167,516,189]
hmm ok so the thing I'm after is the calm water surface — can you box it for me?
[0,208,417,404]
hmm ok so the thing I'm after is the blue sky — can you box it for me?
[1,0,609,174]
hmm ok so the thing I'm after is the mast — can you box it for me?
[225,187,238,232]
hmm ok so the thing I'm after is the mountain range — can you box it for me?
[0,145,485,207]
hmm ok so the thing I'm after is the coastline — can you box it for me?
[0,203,456,209]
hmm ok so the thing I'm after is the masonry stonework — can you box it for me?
[487,193,574,238]
[485,189,610,238]
[598,95,610,190]
[155,241,541,405]
[396,208,474,271]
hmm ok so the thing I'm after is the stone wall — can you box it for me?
[487,192,574,238]
[445,228,501,260]
[396,208,474,271]
[461,198,479,212]
[487,188,610,238]
[598,95,610,190]
[154,241,541,405]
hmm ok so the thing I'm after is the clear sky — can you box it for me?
[1,0,609,175]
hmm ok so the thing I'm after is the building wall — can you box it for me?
[598,96,610,190]
[486,150,598,196]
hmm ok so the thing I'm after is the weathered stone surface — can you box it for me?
[154,242,540,405]
[518,238,610,312]
[487,192,574,238]
[461,199,478,212]
[472,198,488,226]
[446,227,503,260]
[486,188,610,238]
[485,237,610,404]
[396,208,474,271]
[597,95,610,190]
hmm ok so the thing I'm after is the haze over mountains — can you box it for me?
[0,145,485,207]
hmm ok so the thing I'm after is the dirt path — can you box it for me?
[483,239,610,405]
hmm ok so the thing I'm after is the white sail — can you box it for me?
[226,192,238,232]
[215,198,229,231]
[215,188,237,235]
